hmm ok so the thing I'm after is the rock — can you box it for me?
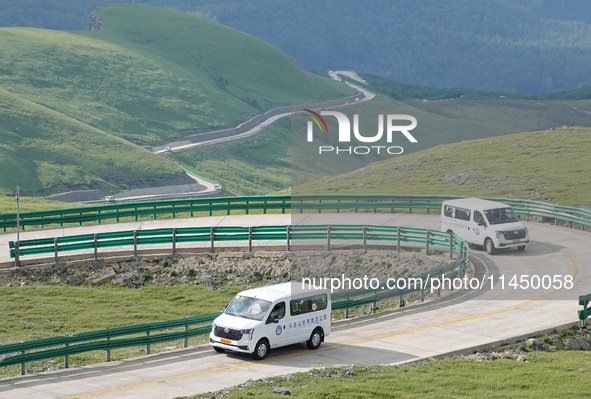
[553,340,565,350]
[87,267,116,285]
[568,338,583,350]
[273,387,292,395]
[578,338,591,350]
[66,275,84,286]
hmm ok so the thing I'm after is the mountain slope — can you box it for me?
[0,4,352,195]
[295,127,591,207]
[0,87,183,196]
[4,0,591,93]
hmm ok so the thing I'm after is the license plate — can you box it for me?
[220,338,231,345]
[512,239,521,243]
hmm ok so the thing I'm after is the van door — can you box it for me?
[265,301,288,348]
[472,211,487,246]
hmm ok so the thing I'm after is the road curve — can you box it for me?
[0,213,589,399]
[151,71,375,154]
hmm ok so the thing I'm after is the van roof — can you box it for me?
[237,282,329,302]
[442,197,511,210]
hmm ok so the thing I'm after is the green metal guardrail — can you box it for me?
[3,194,590,232]
[0,260,466,374]
[578,294,591,327]
[0,313,220,374]
[9,225,467,265]
[0,224,469,374]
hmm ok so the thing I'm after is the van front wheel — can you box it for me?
[485,238,495,255]
[253,339,269,360]
[307,328,323,350]
[517,245,526,251]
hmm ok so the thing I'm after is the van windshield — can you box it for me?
[225,295,272,321]
[483,207,520,225]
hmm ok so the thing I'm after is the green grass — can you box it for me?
[0,196,79,215]
[186,352,591,399]
[173,95,591,197]
[296,127,591,207]
[0,283,241,376]
[0,284,238,343]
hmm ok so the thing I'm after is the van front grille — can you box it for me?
[214,326,243,341]
[503,229,527,240]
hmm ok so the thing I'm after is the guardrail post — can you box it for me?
[344,298,349,319]
[399,294,404,308]
[184,318,189,348]
[146,331,151,355]
[397,227,401,253]
[248,226,253,253]
[20,341,25,375]
[362,226,367,250]
[425,230,430,255]
[54,237,59,266]
[106,335,111,362]
[210,227,215,253]
[94,233,99,261]
[326,225,331,251]
[286,226,291,252]
[172,228,177,257]
[578,294,591,328]
[14,241,20,268]
[64,335,69,369]
[449,232,454,260]
[133,230,138,259]
[420,286,425,302]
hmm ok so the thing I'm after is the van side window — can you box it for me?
[267,301,286,324]
[474,211,485,226]
[290,294,328,316]
[444,205,470,221]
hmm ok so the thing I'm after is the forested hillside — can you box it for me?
[2,0,591,93]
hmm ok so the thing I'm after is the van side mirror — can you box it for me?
[477,220,484,226]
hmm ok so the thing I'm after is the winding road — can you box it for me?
[0,212,588,399]
[151,71,375,154]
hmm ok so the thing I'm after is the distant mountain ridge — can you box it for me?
[1,0,591,93]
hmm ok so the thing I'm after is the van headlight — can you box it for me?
[241,328,254,340]
[211,322,216,332]
[495,230,504,239]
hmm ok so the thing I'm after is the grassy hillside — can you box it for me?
[0,87,184,196]
[296,127,591,207]
[172,94,591,197]
[187,352,591,399]
[0,4,351,195]
[4,1,591,93]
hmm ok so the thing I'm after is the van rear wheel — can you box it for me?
[485,238,495,255]
[307,328,323,350]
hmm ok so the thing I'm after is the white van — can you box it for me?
[440,198,529,255]
[210,282,331,360]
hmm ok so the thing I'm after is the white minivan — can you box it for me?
[440,198,529,255]
[210,282,331,360]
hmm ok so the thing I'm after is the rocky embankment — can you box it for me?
[0,250,449,289]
